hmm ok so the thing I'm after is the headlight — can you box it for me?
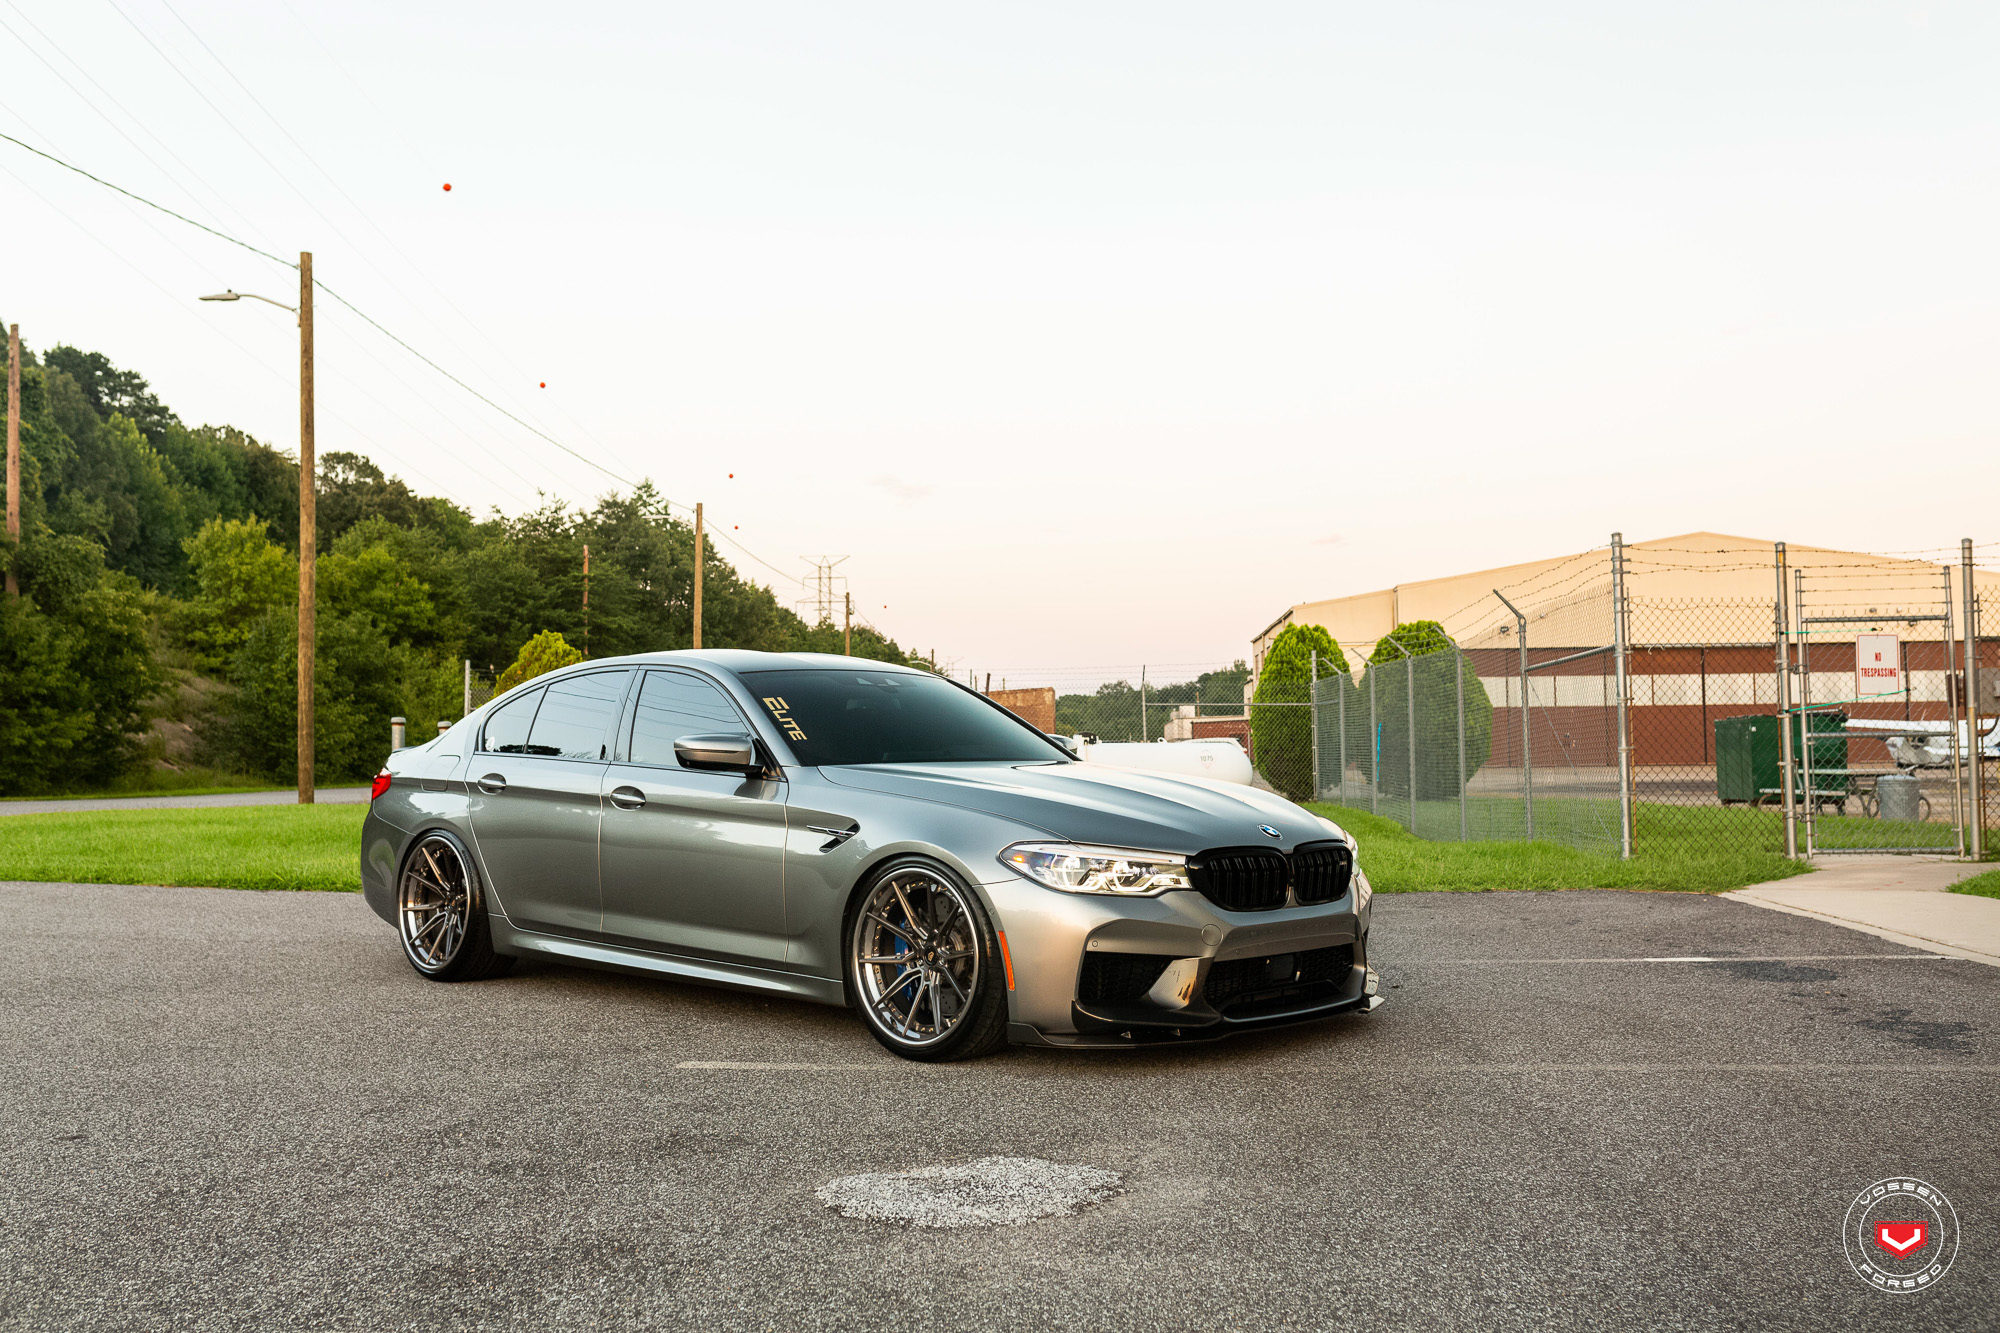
[998,842,1191,896]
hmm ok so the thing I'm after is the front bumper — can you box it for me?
[981,867,1378,1047]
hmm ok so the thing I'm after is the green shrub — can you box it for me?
[1365,621,1493,800]
[495,630,585,694]
[1251,623,1351,801]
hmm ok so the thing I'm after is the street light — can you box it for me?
[200,252,316,805]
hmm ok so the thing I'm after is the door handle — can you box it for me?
[477,773,508,795]
[609,785,646,811]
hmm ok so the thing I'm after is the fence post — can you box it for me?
[1774,543,1797,858]
[1494,590,1532,839]
[1407,649,1418,836]
[463,658,472,718]
[1139,666,1147,743]
[1965,538,1985,861]
[1797,566,1816,856]
[1337,669,1347,805]
[1944,563,1964,858]
[1456,649,1468,842]
[390,716,407,752]
[1310,650,1321,802]
[1369,666,1379,816]
[1612,532,1634,860]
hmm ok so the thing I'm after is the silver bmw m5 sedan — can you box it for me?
[361,651,1380,1061]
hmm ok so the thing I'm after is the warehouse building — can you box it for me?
[1254,532,2000,773]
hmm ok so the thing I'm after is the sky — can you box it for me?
[2,1,1996,683]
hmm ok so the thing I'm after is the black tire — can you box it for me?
[845,858,1008,1062]
[397,830,514,982]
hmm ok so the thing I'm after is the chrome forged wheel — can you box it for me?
[397,832,511,981]
[848,862,1008,1061]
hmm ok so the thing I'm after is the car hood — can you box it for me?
[817,760,1338,855]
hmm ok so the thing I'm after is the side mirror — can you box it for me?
[674,733,763,775]
[1045,732,1081,759]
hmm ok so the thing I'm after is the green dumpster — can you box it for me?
[1714,711,1848,805]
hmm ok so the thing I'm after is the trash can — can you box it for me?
[1875,773,1922,822]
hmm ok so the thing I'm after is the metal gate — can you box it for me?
[1777,543,1985,856]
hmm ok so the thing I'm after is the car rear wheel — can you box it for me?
[847,860,1007,1062]
[398,831,513,982]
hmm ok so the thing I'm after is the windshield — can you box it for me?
[740,669,1067,766]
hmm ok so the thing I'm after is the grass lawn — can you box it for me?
[1950,869,2000,899]
[0,796,1821,897]
[0,805,366,893]
[1308,802,1814,894]
[0,784,291,803]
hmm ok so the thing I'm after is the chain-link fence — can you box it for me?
[974,537,1994,865]
[1311,581,1621,853]
[464,662,499,718]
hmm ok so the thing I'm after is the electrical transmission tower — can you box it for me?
[798,555,850,626]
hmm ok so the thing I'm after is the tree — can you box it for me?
[0,535,159,793]
[1365,620,1493,801]
[1250,624,1350,801]
[42,345,177,446]
[496,630,585,694]
[177,518,294,672]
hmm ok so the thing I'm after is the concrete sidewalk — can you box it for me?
[1726,856,2000,966]
[0,787,370,816]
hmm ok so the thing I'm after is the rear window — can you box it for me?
[480,687,543,754]
[525,670,629,761]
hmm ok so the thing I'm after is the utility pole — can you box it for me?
[195,273,312,795]
[691,502,704,649]
[5,323,18,597]
[581,544,590,656]
[799,555,850,625]
[843,590,853,655]
[297,252,315,805]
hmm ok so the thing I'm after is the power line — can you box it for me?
[152,0,622,476]
[0,121,840,618]
[0,2,265,249]
[0,127,289,266]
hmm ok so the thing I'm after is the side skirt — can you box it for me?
[491,916,848,1008]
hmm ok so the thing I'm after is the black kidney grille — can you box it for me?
[1290,841,1353,905]
[1186,841,1353,912]
[1204,943,1354,1016]
[1077,952,1175,1006]
[1186,848,1289,912]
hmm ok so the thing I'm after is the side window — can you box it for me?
[524,670,631,761]
[629,670,746,767]
[480,687,544,754]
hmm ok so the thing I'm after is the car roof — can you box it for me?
[555,649,928,680]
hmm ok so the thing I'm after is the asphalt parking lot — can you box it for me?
[3,882,1994,1332]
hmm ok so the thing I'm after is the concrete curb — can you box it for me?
[1724,885,2000,967]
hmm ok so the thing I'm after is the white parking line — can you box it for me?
[1413,953,1950,964]
[677,1060,2000,1074]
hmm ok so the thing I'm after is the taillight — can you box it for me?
[370,770,393,801]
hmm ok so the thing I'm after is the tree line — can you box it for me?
[0,334,920,795]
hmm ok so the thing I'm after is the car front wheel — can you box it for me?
[846,860,1008,1062]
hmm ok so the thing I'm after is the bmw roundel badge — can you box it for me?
[1260,825,1282,838]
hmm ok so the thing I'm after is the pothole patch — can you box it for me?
[816,1155,1122,1229]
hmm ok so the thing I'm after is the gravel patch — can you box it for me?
[815,1155,1123,1228]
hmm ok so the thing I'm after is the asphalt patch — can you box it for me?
[815,1155,1123,1228]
